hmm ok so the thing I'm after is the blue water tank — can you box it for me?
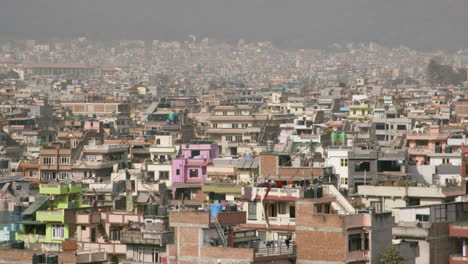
[210,203,222,218]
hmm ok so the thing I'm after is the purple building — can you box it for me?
[171,141,218,199]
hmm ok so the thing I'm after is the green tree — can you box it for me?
[380,244,404,264]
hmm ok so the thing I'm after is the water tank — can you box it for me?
[266,140,274,152]
[158,207,168,217]
[339,133,347,143]
[32,253,45,264]
[210,203,222,218]
[46,255,59,264]
[168,112,179,122]
[146,203,159,216]
[331,132,339,144]
[0,160,9,169]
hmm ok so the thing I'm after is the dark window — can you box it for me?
[348,234,362,251]
[268,203,277,217]
[397,125,406,130]
[416,214,429,222]
[290,206,296,218]
[279,155,292,167]
[189,169,198,178]
[159,171,169,180]
[191,150,200,158]
[355,162,371,172]
[375,123,385,130]
[91,228,96,243]
[176,169,180,175]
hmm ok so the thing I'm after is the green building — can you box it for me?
[16,183,85,251]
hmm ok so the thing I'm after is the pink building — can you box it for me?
[407,125,450,165]
[171,142,218,200]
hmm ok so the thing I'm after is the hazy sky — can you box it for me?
[2,0,468,50]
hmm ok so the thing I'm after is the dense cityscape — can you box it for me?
[0,37,468,264]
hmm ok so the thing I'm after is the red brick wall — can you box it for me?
[169,211,210,226]
[260,153,278,177]
[296,199,347,262]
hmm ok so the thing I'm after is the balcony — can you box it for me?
[254,188,303,200]
[39,183,82,195]
[254,244,296,260]
[76,249,107,264]
[21,160,40,168]
[120,231,174,246]
[450,223,468,238]
[202,184,242,194]
[40,184,68,195]
[77,242,126,255]
[451,255,468,264]
[408,146,432,156]
[347,250,369,262]
[76,213,101,225]
[36,210,65,222]
[16,233,46,243]
[393,222,431,239]
[74,160,117,169]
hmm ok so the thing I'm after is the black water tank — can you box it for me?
[147,203,158,215]
[32,253,45,264]
[46,254,59,264]
[0,160,9,169]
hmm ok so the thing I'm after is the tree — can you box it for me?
[380,245,404,264]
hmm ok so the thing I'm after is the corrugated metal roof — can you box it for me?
[22,196,48,216]
[235,158,259,169]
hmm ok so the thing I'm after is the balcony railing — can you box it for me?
[76,249,107,264]
[254,244,296,259]
[76,213,101,225]
[16,233,46,243]
[36,210,65,222]
[120,231,174,246]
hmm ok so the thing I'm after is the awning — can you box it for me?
[136,192,150,203]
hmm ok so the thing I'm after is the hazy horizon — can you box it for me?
[2,0,468,51]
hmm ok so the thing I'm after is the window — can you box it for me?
[289,206,295,218]
[91,228,96,242]
[43,157,54,165]
[156,139,161,145]
[212,123,218,128]
[315,204,322,213]
[52,224,65,239]
[81,226,86,231]
[152,248,159,263]
[176,169,180,175]
[31,170,38,177]
[235,136,242,142]
[348,234,362,252]
[16,185,22,191]
[232,123,239,128]
[41,172,55,180]
[258,231,266,241]
[397,125,406,130]
[59,172,69,180]
[59,157,70,165]
[340,158,348,167]
[267,203,277,217]
[278,202,287,214]
[242,123,249,128]
[341,177,348,186]
[223,111,227,116]
[109,227,121,241]
[354,162,370,172]
[159,171,169,180]
[248,202,257,220]
[416,214,429,222]
[226,136,233,142]
[191,150,200,157]
[189,169,198,178]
